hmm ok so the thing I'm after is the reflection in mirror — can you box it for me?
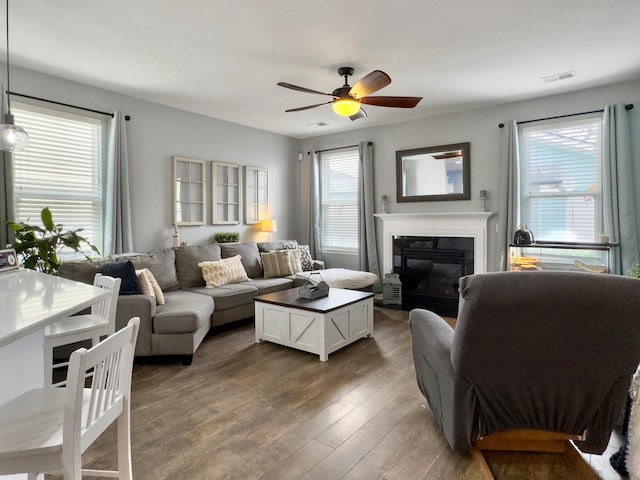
[396,142,470,202]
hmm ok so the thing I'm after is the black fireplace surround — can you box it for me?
[393,236,474,316]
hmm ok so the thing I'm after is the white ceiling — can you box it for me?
[7,0,640,139]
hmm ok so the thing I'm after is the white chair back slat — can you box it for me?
[68,318,139,454]
[0,318,139,480]
[90,274,122,335]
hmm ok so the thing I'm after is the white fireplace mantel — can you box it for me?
[374,212,493,275]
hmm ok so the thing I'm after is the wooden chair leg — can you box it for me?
[565,441,601,480]
[470,447,494,480]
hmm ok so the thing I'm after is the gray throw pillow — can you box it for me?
[174,244,222,288]
[128,249,180,292]
[219,242,263,278]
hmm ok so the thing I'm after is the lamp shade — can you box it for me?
[332,98,360,117]
[260,219,277,233]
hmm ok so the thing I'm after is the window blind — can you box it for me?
[12,102,104,256]
[320,148,359,252]
[519,115,603,243]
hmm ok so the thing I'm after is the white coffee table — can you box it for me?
[254,287,374,361]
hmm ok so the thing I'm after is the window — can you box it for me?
[519,114,603,243]
[320,148,359,252]
[12,101,106,255]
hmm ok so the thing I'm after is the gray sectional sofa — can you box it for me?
[58,240,323,364]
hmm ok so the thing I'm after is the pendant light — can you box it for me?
[0,0,27,152]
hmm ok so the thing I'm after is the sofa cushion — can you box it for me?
[260,250,294,278]
[153,290,214,335]
[98,260,142,295]
[257,240,299,252]
[199,255,250,287]
[188,282,258,311]
[219,242,263,278]
[174,244,222,288]
[127,249,180,292]
[249,277,295,295]
[58,260,100,285]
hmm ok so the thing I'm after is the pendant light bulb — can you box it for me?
[0,113,28,151]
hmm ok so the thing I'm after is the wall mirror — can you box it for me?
[173,156,205,225]
[396,142,470,202]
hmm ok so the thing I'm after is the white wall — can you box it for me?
[299,80,640,271]
[8,64,301,253]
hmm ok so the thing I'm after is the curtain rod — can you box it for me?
[310,143,370,154]
[7,91,131,121]
[498,104,634,128]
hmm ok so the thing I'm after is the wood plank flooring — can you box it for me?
[49,305,626,479]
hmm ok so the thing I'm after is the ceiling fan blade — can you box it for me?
[359,96,422,108]
[285,101,333,112]
[349,109,367,121]
[277,82,335,97]
[349,70,391,99]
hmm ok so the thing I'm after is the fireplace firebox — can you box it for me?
[393,236,474,316]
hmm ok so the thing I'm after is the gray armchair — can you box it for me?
[410,271,640,476]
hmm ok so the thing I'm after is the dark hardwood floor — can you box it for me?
[52,305,626,479]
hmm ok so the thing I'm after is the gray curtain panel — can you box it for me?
[358,141,381,291]
[105,111,134,254]
[603,103,640,275]
[496,119,520,271]
[308,150,322,261]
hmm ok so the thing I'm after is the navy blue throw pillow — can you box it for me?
[98,260,142,295]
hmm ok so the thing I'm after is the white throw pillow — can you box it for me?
[198,255,249,287]
[135,268,166,305]
[261,250,294,278]
[287,248,303,274]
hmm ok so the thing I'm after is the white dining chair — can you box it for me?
[44,273,121,387]
[0,317,140,480]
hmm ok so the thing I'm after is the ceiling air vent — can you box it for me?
[542,71,576,84]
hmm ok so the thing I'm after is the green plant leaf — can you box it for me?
[41,207,55,231]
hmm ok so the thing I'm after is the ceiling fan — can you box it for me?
[277,67,422,121]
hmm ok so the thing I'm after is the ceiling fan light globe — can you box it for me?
[332,98,360,117]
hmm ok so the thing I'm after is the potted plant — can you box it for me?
[214,232,240,243]
[7,207,100,274]
[630,264,640,279]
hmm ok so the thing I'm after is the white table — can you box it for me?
[0,268,108,480]
[254,287,374,361]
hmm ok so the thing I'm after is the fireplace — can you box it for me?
[394,236,474,316]
[374,212,492,315]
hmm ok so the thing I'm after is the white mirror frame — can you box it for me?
[173,156,206,226]
[244,166,268,225]
[211,161,241,225]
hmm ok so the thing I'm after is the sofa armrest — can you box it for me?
[312,260,325,270]
[114,295,156,356]
[409,309,478,452]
